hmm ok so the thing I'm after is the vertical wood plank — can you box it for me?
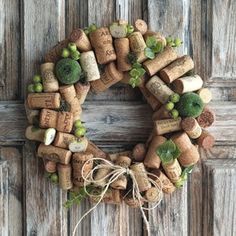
[0,0,20,100]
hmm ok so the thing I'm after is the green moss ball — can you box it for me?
[55,58,81,84]
[176,92,204,118]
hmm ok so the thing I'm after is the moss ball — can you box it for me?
[55,58,81,84]
[176,92,204,118]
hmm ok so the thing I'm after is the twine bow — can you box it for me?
[72,158,163,236]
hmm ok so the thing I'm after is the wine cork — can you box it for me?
[44,160,57,173]
[75,82,90,104]
[44,39,69,63]
[37,143,72,164]
[69,98,82,121]
[25,125,46,143]
[59,85,76,103]
[159,55,194,84]
[146,130,154,148]
[145,187,161,202]
[40,63,59,92]
[171,132,192,153]
[86,141,107,159]
[152,105,171,120]
[24,101,39,124]
[109,151,132,162]
[94,167,111,187]
[69,28,92,52]
[39,109,58,129]
[72,152,93,187]
[124,196,144,208]
[27,93,61,109]
[91,188,121,204]
[89,27,116,64]
[154,118,182,135]
[56,112,74,133]
[53,132,76,149]
[143,47,178,76]
[143,31,167,47]
[57,164,73,190]
[172,75,203,94]
[139,86,162,110]
[114,38,132,71]
[132,143,147,162]
[197,130,215,149]
[150,170,176,194]
[134,19,148,35]
[144,136,167,169]
[181,117,202,139]
[178,145,200,167]
[68,136,88,153]
[80,51,100,81]
[146,76,175,104]
[162,159,182,183]
[111,156,131,190]
[129,32,147,63]
[130,163,151,192]
[196,107,215,128]
[90,62,123,93]
[197,88,212,104]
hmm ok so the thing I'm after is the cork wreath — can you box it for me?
[25,19,215,234]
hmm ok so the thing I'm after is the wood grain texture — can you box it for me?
[0,0,20,100]
[203,159,236,236]
[0,147,23,236]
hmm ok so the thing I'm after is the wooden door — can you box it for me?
[0,0,235,235]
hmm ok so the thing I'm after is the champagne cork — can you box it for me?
[57,164,73,190]
[197,88,212,104]
[150,169,176,194]
[72,152,93,187]
[146,76,175,104]
[129,32,147,63]
[53,132,76,149]
[197,130,215,149]
[69,28,92,52]
[27,93,61,109]
[145,187,161,202]
[124,196,144,208]
[160,55,194,84]
[172,75,203,94]
[181,117,202,139]
[40,63,59,92]
[37,143,72,164]
[44,39,69,63]
[152,105,171,120]
[143,47,178,76]
[24,101,39,124]
[80,51,100,81]
[90,62,123,93]
[162,159,182,183]
[144,31,167,46]
[139,86,162,110]
[39,109,58,129]
[89,27,116,64]
[109,151,132,162]
[110,156,131,190]
[197,107,215,128]
[75,82,90,104]
[134,19,148,35]
[154,118,182,135]
[44,160,57,173]
[130,163,151,192]
[86,141,107,159]
[178,145,200,167]
[171,132,192,152]
[94,167,111,187]
[114,38,132,71]
[56,111,74,133]
[132,143,147,162]
[144,135,167,169]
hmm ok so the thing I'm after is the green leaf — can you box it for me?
[146,36,157,48]
[129,68,140,77]
[152,41,164,54]
[132,62,142,69]
[127,52,137,64]
[137,68,146,77]
[156,140,181,164]
[144,47,155,59]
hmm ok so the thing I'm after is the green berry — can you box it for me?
[74,120,83,128]
[71,50,80,61]
[165,102,174,111]
[33,74,42,83]
[166,36,173,44]
[50,173,58,184]
[27,84,35,93]
[170,93,180,103]
[75,127,86,137]
[174,38,182,47]
[89,24,97,32]
[68,42,77,52]
[127,24,134,34]
[33,83,43,93]
[171,109,179,119]
[61,48,70,58]
[45,172,51,178]
[84,29,89,35]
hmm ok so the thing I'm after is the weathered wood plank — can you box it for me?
[0,147,23,236]
[203,159,236,236]
[0,0,20,100]
[0,160,8,236]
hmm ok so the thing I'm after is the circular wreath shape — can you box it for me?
[25,19,215,231]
